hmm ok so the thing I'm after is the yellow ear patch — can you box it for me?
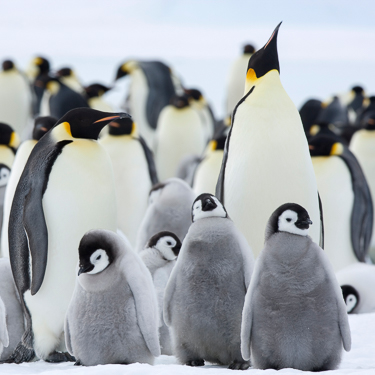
[34,57,43,65]
[9,132,20,148]
[208,140,217,151]
[62,122,72,136]
[309,125,320,136]
[131,122,137,136]
[246,68,257,83]
[330,143,344,156]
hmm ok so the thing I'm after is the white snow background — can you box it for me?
[1,0,375,373]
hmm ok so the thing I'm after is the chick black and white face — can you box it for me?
[0,166,10,187]
[277,206,312,236]
[192,193,227,222]
[147,231,182,261]
[78,249,111,276]
[341,285,359,314]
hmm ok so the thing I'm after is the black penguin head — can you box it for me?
[32,116,57,140]
[33,56,50,75]
[85,83,111,99]
[351,85,364,95]
[361,112,375,131]
[243,44,256,54]
[192,193,227,222]
[2,60,14,71]
[78,231,116,276]
[56,67,73,78]
[341,285,359,314]
[55,108,131,140]
[308,135,344,157]
[146,231,182,260]
[184,88,203,102]
[0,123,19,151]
[108,117,135,136]
[246,22,281,84]
[170,94,190,109]
[115,61,136,80]
[35,75,61,92]
[0,164,10,187]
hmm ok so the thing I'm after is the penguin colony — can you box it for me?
[3,21,375,371]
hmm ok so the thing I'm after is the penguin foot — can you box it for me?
[228,360,251,370]
[0,342,35,364]
[45,351,75,363]
[74,360,82,366]
[186,359,205,367]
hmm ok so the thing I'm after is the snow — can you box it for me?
[0,313,374,374]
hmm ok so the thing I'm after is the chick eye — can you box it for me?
[286,218,292,222]
[96,255,101,260]
[166,241,172,246]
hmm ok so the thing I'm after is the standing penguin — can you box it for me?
[1,116,56,257]
[164,193,254,369]
[135,178,195,252]
[85,83,113,112]
[99,117,158,246]
[65,229,160,366]
[140,231,181,355]
[309,135,372,271]
[154,95,206,181]
[7,108,129,363]
[241,203,351,371]
[216,23,322,257]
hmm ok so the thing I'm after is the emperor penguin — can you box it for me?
[1,116,56,257]
[241,203,351,371]
[7,108,129,363]
[216,23,322,257]
[140,231,181,355]
[299,98,323,136]
[85,83,113,112]
[164,193,254,369]
[99,117,158,247]
[0,258,24,361]
[309,135,372,271]
[154,95,206,181]
[316,96,349,131]
[226,44,256,116]
[115,60,178,148]
[356,96,375,125]
[135,178,195,252]
[55,67,83,93]
[0,296,8,358]
[350,114,375,261]
[0,60,32,138]
[65,229,160,366]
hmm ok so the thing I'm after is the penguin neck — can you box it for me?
[50,123,75,141]
[140,248,168,276]
[244,69,280,94]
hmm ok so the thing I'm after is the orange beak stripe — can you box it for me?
[93,115,121,124]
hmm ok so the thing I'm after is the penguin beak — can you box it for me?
[202,198,217,212]
[295,218,313,230]
[93,113,131,124]
[173,243,182,257]
[78,264,94,276]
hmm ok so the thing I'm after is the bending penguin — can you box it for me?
[65,229,160,366]
[241,203,351,371]
[164,194,254,369]
[309,135,373,271]
[216,23,322,257]
[7,108,129,363]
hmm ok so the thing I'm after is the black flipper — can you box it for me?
[215,86,255,202]
[137,61,176,130]
[137,136,159,185]
[318,192,325,249]
[339,148,373,261]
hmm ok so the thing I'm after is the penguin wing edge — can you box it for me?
[240,290,253,361]
[64,315,73,355]
[137,136,159,185]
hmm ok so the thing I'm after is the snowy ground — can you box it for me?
[0,313,374,374]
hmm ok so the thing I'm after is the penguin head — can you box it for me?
[2,60,15,72]
[115,61,137,80]
[243,44,256,54]
[55,108,131,140]
[192,193,227,222]
[85,83,111,99]
[0,164,10,187]
[35,76,61,94]
[308,135,344,157]
[32,116,57,140]
[148,182,167,205]
[351,85,364,95]
[170,94,190,109]
[26,56,50,80]
[0,123,19,150]
[56,67,74,78]
[341,285,359,314]
[361,112,375,131]
[146,231,182,260]
[245,22,281,90]
[108,117,136,136]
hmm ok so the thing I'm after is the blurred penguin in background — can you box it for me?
[85,83,113,112]
[55,67,83,93]
[299,98,323,136]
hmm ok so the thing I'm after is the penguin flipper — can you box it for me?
[137,136,159,185]
[163,263,178,327]
[318,192,325,249]
[0,297,9,349]
[64,316,73,356]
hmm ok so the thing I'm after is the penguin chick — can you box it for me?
[241,203,351,371]
[65,229,160,366]
[140,231,181,355]
[164,193,254,369]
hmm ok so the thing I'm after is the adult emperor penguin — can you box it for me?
[65,229,160,366]
[299,98,323,136]
[135,178,195,252]
[55,67,83,93]
[241,203,351,371]
[7,108,129,363]
[216,23,322,257]
[164,194,254,369]
[99,117,158,246]
[0,60,32,138]
[1,116,56,257]
[309,135,372,271]
[85,83,113,112]
[350,113,375,261]
[115,60,178,148]
[140,231,181,355]
[154,95,206,181]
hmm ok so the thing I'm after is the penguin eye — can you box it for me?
[96,255,101,260]
[286,218,292,222]
[166,241,172,246]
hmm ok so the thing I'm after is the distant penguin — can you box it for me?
[346,86,366,117]
[226,44,256,115]
[85,83,113,112]
[7,108,129,363]
[336,263,375,314]
[0,258,24,361]
[99,117,158,246]
[308,121,343,142]
[0,60,32,137]
[216,23,322,257]
[309,135,373,271]
[317,96,349,131]
[241,203,351,371]
[154,95,206,181]
[135,178,195,252]
[65,229,160,366]
[55,67,83,93]
[350,114,375,261]
[356,96,375,125]
[0,296,8,358]
[1,116,56,257]
[115,60,178,147]
[164,194,254,369]
[299,98,322,136]
[140,231,181,355]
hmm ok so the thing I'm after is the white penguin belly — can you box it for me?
[24,140,117,358]
[224,80,320,257]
